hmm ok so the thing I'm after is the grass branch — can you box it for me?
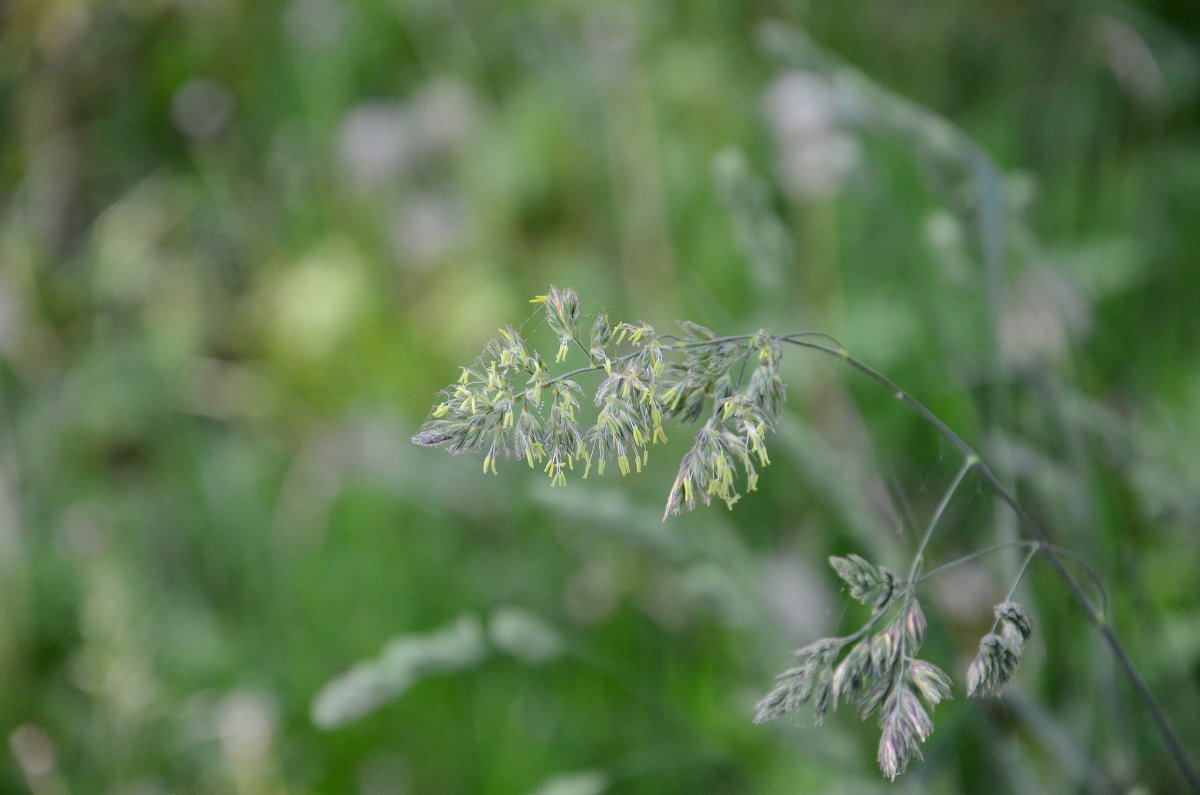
[780,337,1200,792]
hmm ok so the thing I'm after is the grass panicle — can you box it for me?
[414,286,1198,786]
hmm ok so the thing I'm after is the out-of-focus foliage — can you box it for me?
[2,0,1199,792]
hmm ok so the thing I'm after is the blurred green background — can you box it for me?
[3,0,1200,792]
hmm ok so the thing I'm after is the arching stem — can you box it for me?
[908,455,975,585]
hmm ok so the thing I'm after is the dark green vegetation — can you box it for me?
[2,1,1199,792]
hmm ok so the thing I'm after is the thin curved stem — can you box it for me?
[917,540,1109,619]
[779,331,848,348]
[572,336,594,362]
[545,355,631,387]
[1003,546,1039,603]
[779,337,1200,792]
[987,546,1040,635]
[908,456,975,584]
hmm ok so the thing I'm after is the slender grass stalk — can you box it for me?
[1001,546,1040,605]
[918,540,1108,619]
[907,456,975,585]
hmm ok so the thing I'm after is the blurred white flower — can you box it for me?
[410,78,479,157]
[1089,15,1167,113]
[284,0,346,51]
[764,72,837,140]
[1000,267,1091,367]
[489,606,564,665]
[762,71,860,201]
[924,209,970,285]
[9,724,58,781]
[337,80,479,192]
[337,102,415,189]
[775,134,860,200]
[216,689,278,763]
[389,194,466,268]
[171,78,232,141]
